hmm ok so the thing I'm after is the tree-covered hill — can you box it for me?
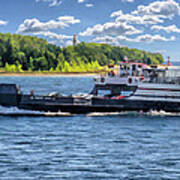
[0,33,164,72]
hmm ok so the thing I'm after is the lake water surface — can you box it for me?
[0,76,180,180]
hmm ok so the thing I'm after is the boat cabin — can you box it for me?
[143,66,180,84]
[92,62,147,97]
[92,61,180,97]
[119,62,146,77]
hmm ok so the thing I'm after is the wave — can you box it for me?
[0,106,73,117]
[0,106,179,117]
[87,110,180,117]
[44,111,72,117]
[145,110,180,117]
[87,112,131,117]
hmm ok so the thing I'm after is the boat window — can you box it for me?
[132,65,136,71]
[143,70,149,78]
[120,65,124,70]
[98,90,111,97]
[165,69,180,84]
[121,91,133,96]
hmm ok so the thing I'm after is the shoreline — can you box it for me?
[0,72,99,77]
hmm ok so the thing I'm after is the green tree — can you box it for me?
[0,32,164,72]
[62,61,72,72]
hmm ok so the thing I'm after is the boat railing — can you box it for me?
[21,94,73,102]
[143,76,180,84]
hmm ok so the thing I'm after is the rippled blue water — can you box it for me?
[0,76,180,180]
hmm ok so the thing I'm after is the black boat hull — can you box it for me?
[18,97,180,114]
[0,84,180,114]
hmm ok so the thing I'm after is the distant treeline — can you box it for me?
[0,33,164,72]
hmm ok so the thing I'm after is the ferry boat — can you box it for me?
[0,61,180,113]
[91,61,180,112]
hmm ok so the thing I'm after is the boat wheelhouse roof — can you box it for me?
[118,61,149,68]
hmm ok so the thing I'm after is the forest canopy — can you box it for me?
[0,33,164,72]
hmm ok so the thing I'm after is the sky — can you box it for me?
[0,0,180,62]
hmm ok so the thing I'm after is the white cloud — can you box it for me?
[85,4,94,7]
[34,31,73,40]
[151,25,180,33]
[117,34,175,43]
[36,0,89,6]
[0,20,8,26]
[34,31,73,46]
[93,36,120,46]
[77,0,94,7]
[153,49,167,54]
[65,40,73,46]
[111,10,123,18]
[132,0,180,19]
[92,34,175,45]
[17,18,67,33]
[79,0,180,48]
[48,40,57,45]
[17,16,80,33]
[122,0,134,3]
[57,16,80,24]
[92,34,175,46]
[78,0,85,3]
[111,10,164,25]
[36,0,62,7]
[79,22,142,37]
